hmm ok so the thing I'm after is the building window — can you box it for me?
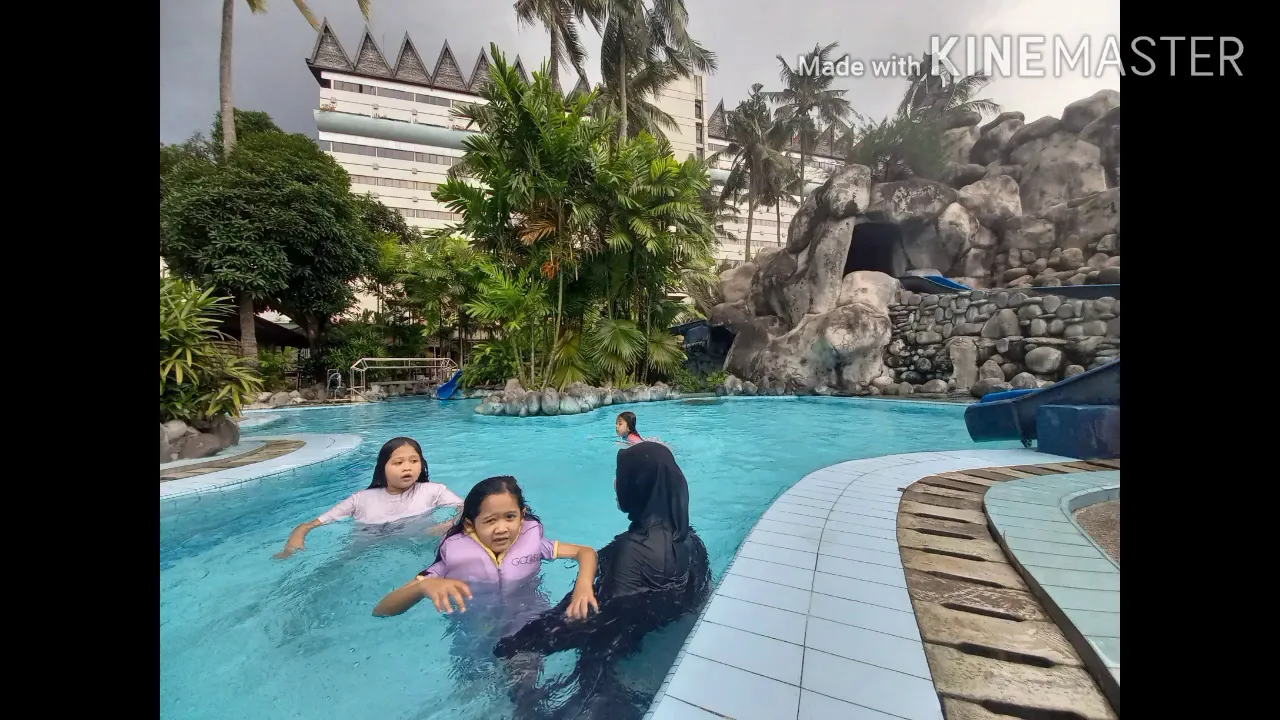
[396,208,462,220]
[416,93,453,107]
[697,147,704,160]
[378,87,415,101]
[696,123,703,143]
[333,80,363,93]
[349,175,439,192]
[694,100,703,119]
[324,140,459,167]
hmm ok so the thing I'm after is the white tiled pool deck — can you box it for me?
[644,447,1073,720]
[158,433,362,503]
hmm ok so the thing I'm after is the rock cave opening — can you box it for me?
[845,222,907,279]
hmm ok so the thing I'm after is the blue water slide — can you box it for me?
[898,275,973,295]
[436,370,464,400]
[964,359,1120,445]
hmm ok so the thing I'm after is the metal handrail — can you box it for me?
[349,357,460,393]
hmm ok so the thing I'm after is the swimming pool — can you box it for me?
[160,396,1014,720]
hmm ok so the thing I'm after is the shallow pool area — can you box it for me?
[159,396,1018,720]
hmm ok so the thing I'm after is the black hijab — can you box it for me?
[616,442,690,542]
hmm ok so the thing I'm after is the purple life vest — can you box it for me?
[422,519,558,590]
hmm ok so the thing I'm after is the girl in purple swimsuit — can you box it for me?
[373,476,599,708]
[373,475,599,618]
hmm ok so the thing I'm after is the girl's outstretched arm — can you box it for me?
[373,575,473,617]
[555,543,599,620]
[274,520,322,559]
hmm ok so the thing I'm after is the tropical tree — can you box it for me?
[587,59,682,139]
[594,0,717,140]
[845,113,948,183]
[465,262,552,388]
[758,151,801,248]
[399,234,487,365]
[218,1,371,157]
[712,84,791,262]
[898,52,1000,124]
[438,47,609,363]
[161,114,376,362]
[762,42,855,191]
[514,0,601,93]
[160,276,263,423]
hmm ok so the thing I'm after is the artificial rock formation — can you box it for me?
[710,89,1121,393]
[710,164,898,393]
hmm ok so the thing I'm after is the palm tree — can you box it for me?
[594,0,717,140]
[588,59,682,139]
[712,84,790,263]
[758,149,801,249]
[438,47,610,385]
[898,52,1000,123]
[219,1,371,159]
[762,42,854,192]
[513,0,601,93]
[216,0,370,360]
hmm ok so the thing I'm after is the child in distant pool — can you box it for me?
[615,411,643,446]
[274,437,463,559]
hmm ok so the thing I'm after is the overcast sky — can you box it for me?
[160,0,1120,144]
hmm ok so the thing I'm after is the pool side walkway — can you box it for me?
[644,448,1076,720]
[159,433,362,503]
[986,470,1121,708]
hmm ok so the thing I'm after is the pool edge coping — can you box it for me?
[159,433,363,503]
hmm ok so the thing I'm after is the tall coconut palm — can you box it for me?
[587,59,681,139]
[898,52,1000,124]
[217,0,370,360]
[594,0,717,140]
[513,0,601,93]
[219,0,371,159]
[763,42,854,192]
[758,150,801,249]
[712,84,790,263]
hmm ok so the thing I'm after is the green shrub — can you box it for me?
[160,276,263,422]
[666,367,728,393]
[256,348,298,392]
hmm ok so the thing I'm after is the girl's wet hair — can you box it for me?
[367,437,430,489]
[436,476,542,552]
[617,411,638,436]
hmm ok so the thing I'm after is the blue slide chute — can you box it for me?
[436,370,464,400]
[964,359,1120,446]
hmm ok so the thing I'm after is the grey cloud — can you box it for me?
[160,0,1118,144]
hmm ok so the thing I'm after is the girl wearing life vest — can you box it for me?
[372,475,599,618]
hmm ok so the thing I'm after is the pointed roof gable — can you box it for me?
[706,100,728,139]
[511,57,531,84]
[308,19,354,71]
[567,75,591,100]
[431,41,468,92]
[467,50,492,93]
[353,28,394,77]
[392,34,431,84]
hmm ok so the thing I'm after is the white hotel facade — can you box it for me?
[305,22,852,268]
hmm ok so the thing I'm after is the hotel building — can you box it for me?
[304,22,852,267]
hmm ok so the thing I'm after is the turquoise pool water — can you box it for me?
[160,396,1011,720]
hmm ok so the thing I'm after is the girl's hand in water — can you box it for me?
[273,538,305,559]
[420,577,472,614]
[566,586,599,620]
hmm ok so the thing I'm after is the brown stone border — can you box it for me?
[160,440,306,483]
[896,459,1120,719]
